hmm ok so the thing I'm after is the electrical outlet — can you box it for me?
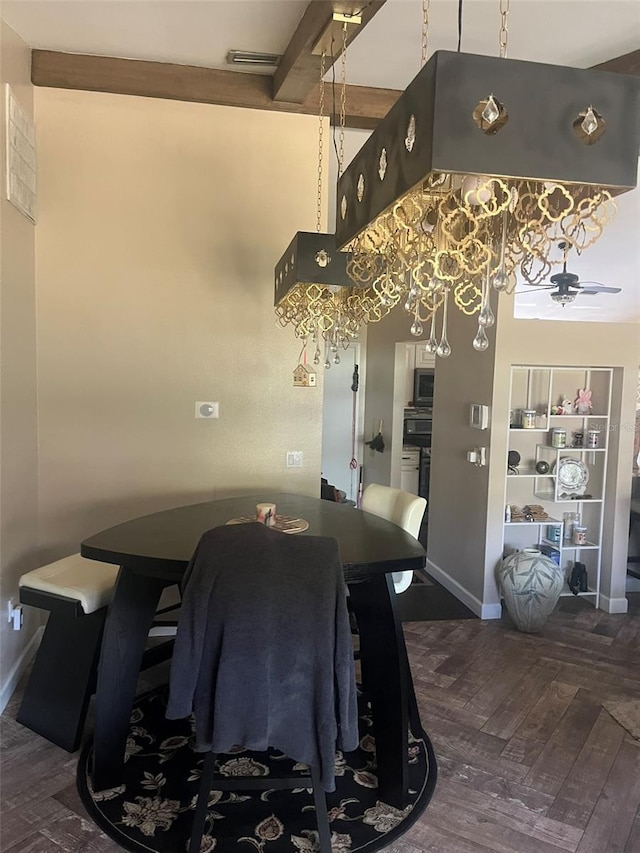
[286,451,304,468]
[7,600,23,630]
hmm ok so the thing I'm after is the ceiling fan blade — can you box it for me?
[516,285,556,292]
[579,286,622,294]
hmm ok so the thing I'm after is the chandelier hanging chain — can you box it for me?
[316,51,327,233]
[338,22,348,176]
[499,0,510,58]
[421,0,430,67]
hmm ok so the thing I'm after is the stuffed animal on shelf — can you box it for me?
[552,396,570,415]
[575,389,592,415]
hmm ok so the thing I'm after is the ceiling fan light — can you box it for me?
[550,291,577,305]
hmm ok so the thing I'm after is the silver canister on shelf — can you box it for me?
[521,409,537,429]
[586,429,600,448]
[551,428,567,448]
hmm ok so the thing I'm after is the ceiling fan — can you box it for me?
[518,242,622,306]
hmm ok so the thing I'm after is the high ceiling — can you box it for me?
[3,0,639,322]
[2,0,640,88]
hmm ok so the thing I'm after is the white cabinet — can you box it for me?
[504,366,612,607]
[400,447,420,496]
[416,346,436,368]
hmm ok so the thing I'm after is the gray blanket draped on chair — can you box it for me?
[166,523,359,792]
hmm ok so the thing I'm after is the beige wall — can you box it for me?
[34,89,326,563]
[428,304,497,609]
[0,22,40,705]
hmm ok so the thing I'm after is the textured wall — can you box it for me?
[34,88,326,561]
[0,22,40,705]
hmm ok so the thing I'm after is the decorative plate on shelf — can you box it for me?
[555,457,589,495]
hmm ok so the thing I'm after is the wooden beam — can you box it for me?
[31,46,637,132]
[591,49,640,76]
[31,50,400,129]
[272,0,387,104]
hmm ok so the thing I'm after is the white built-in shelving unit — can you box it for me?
[504,366,612,608]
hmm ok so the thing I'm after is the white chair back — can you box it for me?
[361,484,427,594]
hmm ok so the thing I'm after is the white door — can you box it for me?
[321,344,362,502]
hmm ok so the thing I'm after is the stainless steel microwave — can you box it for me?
[404,417,432,435]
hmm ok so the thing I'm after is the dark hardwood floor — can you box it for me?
[1,594,639,852]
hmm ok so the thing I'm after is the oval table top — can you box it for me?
[81,492,426,583]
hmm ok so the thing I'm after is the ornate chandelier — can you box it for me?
[274,19,394,368]
[334,1,639,356]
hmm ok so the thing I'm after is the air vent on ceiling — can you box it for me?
[226,50,280,67]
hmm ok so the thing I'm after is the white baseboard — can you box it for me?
[426,559,502,620]
[598,594,629,614]
[0,626,43,715]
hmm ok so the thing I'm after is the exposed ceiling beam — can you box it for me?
[272,0,387,104]
[31,47,639,132]
[591,49,640,76]
[31,50,399,130]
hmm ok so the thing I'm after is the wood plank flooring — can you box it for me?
[1,593,639,852]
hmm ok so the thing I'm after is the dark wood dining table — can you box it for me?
[81,492,426,807]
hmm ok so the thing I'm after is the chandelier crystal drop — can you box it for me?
[581,106,599,136]
[482,94,500,125]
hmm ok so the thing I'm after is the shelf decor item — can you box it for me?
[507,450,521,474]
[563,511,578,540]
[568,561,589,594]
[556,457,589,496]
[575,389,592,415]
[573,525,588,545]
[586,429,600,448]
[497,548,564,632]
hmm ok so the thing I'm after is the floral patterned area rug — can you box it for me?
[77,688,437,853]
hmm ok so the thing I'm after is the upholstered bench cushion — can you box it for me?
[19,554,119,614]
